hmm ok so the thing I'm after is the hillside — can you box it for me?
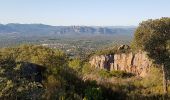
[0,18,169,99]
[0,45,169,100]
[0,24,135,36]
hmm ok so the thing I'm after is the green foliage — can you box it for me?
[98,69,133,78]
[82,63,94,74]
[68,58,82,71]
[0,45,67,68]
[131,66,164,95]
[0,41,170,99]
[132,17,170,95]
[84,87,103,100]
[98,69,112,78]
[132,17,170,64]
[141,67,162,88]
[110,70,133,78]
[0,45,67,99]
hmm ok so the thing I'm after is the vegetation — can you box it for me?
[0,45,67,99]
[0,44,169,99]
[81,62,170,99]
[98,69,133,78]
[0,18,169,99]
[68,58,82,71]
[0,33,132,59]
[132,17,170,95]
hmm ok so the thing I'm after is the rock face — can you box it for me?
[89,51,152,77]
[89,55,114,70]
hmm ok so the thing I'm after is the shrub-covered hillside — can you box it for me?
[0,45,170,100]
[0,45,126,100]
[0,45,68,99]
[0,18,169,100]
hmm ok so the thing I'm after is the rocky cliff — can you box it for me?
[89,51,152,77]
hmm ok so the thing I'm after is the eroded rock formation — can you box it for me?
[89,51,152,77]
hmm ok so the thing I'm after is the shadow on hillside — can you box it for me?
[2,61,168,100]
[18,62,46,83]
[60,66,170,100]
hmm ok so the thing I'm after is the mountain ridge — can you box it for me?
[0,23,136,36]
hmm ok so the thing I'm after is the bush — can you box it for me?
[84,87,103,100]
[98,69,112,78]
[141,67,162,88]
[98,69,133,78]
[110,70,133,78]
[82,63,94,74]
[68,58,82,71]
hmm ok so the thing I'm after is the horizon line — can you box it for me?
[0,23,137,27]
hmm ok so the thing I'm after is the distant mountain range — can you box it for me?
[0,23,136,36]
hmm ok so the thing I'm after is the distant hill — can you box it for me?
[0,23,136,36]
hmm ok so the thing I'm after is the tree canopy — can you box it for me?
[132,17,170,64]
[132,17,170,95]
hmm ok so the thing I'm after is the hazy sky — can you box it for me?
[0,0,169,26]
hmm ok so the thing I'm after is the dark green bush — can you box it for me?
[84,87,103,100]
[98,69,133,78]
[110,70,134,78]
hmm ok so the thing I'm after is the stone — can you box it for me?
[118,45,130,50]
[89,54,114,71]
[89,51,152,77]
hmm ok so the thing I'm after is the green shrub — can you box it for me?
[110,70,133,78]
[84,87,103,100]
[98,69,133,78]
[68,58,82,71]
[141,67,162,88]
[98,69,112,78]
[82,63,94,74]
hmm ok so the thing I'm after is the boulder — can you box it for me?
[118,45,130,50]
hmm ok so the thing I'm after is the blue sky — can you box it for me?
[0,0,169,26]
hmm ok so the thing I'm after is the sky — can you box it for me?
[0,0,169,26]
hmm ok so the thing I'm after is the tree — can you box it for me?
[132,17,170,95]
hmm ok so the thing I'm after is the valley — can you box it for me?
[0,24,134,58]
